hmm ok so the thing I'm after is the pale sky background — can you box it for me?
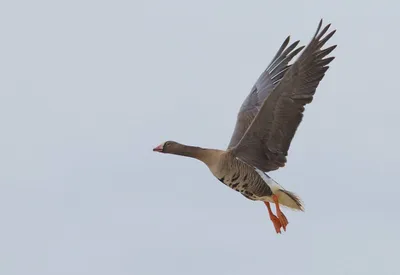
[0,1,399,274]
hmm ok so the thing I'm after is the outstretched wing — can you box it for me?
[230,19,337,172]
[227,36,305,149]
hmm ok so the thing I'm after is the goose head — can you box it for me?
[153,141,180,154]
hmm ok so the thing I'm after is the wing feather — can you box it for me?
[227,37,305,149]
[230,19,337,172]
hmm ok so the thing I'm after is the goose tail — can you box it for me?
[276,189,304,211]
[255,169,304,211]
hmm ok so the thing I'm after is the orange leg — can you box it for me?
[272,195,289,231]
[264,202,282,234]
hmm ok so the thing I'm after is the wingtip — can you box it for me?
[314,19,334,39]
[290,39,301,49]
[282,35,291,47]
[315,19,323,35]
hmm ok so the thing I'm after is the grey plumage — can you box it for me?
[229,19,336,172]
[227,37,305,150]
[213,152,273,200]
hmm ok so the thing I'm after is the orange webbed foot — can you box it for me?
[272,194,289,231]
[277,210,288,231]
[264,201,283,234]
[270,213,282,234]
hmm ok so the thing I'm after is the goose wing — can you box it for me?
[227,36,304,149]
[230,19,337,172]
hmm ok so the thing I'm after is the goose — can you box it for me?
[153,19,336,234]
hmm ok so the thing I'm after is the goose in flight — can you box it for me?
[153,19,336,234]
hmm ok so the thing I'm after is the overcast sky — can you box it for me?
[0,1,399,274]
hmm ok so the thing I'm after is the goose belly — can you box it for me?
[215,172,272,201]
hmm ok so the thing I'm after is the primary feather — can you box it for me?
[230,19,336,172]
[227,37,305,149]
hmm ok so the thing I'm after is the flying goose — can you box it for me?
[153,19,336,234]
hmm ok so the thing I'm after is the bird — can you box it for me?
[153,19,336,234]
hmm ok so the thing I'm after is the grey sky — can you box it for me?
[0,0,399,274]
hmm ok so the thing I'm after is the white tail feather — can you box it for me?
[255,168,304,211]
[275,189,304,211]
